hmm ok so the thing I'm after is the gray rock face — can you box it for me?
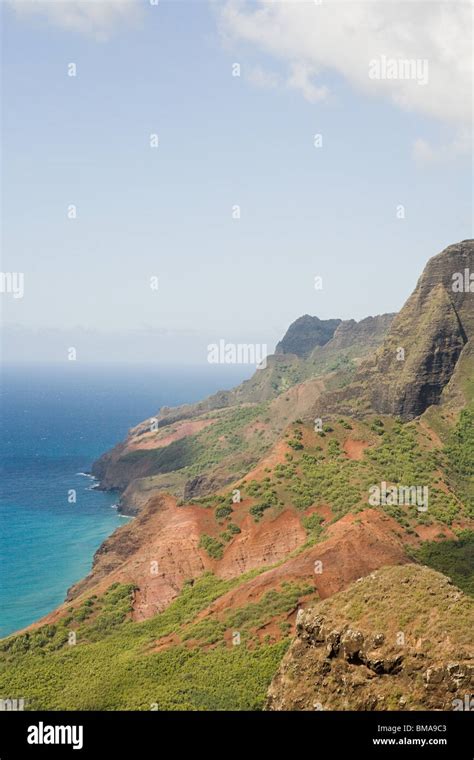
[366,283,467,418]
[311,240,473,421]
[183,473,232,500]
[365,240,473,418]
[324,314,395,352]
[276,315,341,357]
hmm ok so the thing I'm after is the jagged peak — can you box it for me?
[275,315,341,357]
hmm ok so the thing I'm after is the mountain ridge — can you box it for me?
[310,240,473,422]
[91,311,395,510]
[1,239,472,712]
[275,315,341,357]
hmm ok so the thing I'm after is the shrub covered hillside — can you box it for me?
[2,407,472,711]
[0,573,316,710]
[2,242,473,712]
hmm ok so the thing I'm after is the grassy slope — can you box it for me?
[0,573,315,711]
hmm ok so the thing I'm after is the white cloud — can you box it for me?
[246,64,279,89]
[245,62,329,103]
[286,61,329,103]
[218,0,472,153]
[413,129,472,165]
[7,0,142,40]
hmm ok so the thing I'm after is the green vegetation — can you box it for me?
[183,581,313,647]
[338,419,353,430]
[199,534,224,560]
[249,503,271,520]
[409,531,474,596]
[302,512,324,542]
[444,406,474,512]
[236,417,469,528]
[288,439,303,450]
[315,564,473,646]
[288,427,304,450]
[366,422,461,525]
[370,419,385,435]
[215,504,233,520]
[226,582,313,634]
[0,584,135,657]
[220,523,241,543]
[121,405,270,481]
[244,478,279,521]
[327,439,341,457]
[0,572,307,711]
[288,448,362,517]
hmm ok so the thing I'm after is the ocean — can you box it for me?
[0,363,250,638]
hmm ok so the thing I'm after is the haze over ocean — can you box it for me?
[0,363,249,637]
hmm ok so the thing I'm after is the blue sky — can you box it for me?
[1,0,472,363]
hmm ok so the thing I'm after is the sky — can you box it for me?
[1,0,472,364]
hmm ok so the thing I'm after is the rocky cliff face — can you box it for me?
[319,314,395,353]
[276,315,341,357]
[311,240,473,421]
[366,240,472,418]
[266,565,474,711]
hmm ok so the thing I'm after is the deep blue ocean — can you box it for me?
[0,363,249,637]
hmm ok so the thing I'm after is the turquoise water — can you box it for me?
[0,363,249,637]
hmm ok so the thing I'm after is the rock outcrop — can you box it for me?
[365,240,472,418]
[266,565,474,711]
[276,315,341,357]
[315,314,395,354]
[311,240,473,421]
